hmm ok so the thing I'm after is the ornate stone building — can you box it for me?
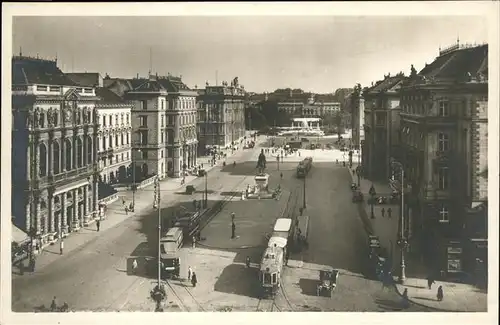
[363,73,406,180]
[398,42,488,278]
[197,77,246,150]
[11,56,100,245]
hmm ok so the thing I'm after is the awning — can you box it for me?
[12,224,29,244]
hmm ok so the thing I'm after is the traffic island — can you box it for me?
[245,173,283,200]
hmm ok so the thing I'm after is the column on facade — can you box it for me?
[72,136,77,170]
[83,184,89,223]
[194,144,197,166]
[35,196,41,234]
[61,136,66,172]
[49,193,55,233]
[61,192,68,233]
[26,195,32,232]
[35,140,40,179]
[93,175,99,214]
[72,188,78,228]
[83,135,88,166]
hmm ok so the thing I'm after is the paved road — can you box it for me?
[281,162,433,312]
[11,147,259,312]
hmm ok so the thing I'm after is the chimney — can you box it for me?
[136,73,139,79]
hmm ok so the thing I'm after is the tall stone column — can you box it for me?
[26,195,32,232]
[49,193,55,233]
[72,136,76,170]
[61,192,68,233]
[73,188,79,229]
[35,142,40,180]
[93,175,99,215]
[35,197,41,235]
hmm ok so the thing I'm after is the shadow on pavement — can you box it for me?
[213,263,261,298]
[375,297,405,312]
[413,296,437,302]
[219,191,243,197]
[298,278,319,296]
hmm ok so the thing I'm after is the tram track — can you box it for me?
[163,279,206,312]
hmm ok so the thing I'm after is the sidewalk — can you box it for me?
[347,161,488,312]
[13,140,259,275]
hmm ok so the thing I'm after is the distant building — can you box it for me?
[197,78,246,151]
[11,56,100,244]
[363,73,406,180]
[398,42,488,279]
[277,93,340,118]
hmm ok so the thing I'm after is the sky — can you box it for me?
[12,16,488,93]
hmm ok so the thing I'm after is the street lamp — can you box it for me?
[369,184,376,219]
[151,175,166,309]
[391,159,407,284]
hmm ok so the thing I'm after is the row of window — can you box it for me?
[35,85,93,93]
[100,113,130,127]
[401,100,450,117]
[401,130,449,152]
[138,97,197,111]
[102,151,130,167]
[100,132,130,151]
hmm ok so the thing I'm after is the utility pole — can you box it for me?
[204,170,208,208]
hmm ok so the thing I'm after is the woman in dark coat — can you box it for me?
[191,272,198,287]
[437,285,444,301]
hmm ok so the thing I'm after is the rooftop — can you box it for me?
[12,55,76,86]
[95,87,127,104]
[66,72,103,87]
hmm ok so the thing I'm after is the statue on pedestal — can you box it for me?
[257,149,266,174]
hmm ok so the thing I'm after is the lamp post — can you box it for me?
[151,175,166,309]
[369,184,376,219]
[302,174,306,209]
[204,169,208,208]
[391,159,407,283]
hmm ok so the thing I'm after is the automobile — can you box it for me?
[317,269,339,297]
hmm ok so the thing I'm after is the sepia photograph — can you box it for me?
[1,2,498,325]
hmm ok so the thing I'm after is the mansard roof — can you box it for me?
[96,87,127,104]
[66,72,103,87]
[12,56,76,86]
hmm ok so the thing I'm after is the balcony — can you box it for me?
[98,148,114,159]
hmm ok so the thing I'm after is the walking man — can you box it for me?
[231,221,236,239]
[96,219,100,232]
[381,207,385,218]
[191,272,198,287]
[192,235,196,248]
[188,266,193,281]
[280,172,283,180]
[427,275,436,289]
[60,240,64,255]
[387,207,392,218]
[125,206,129,215]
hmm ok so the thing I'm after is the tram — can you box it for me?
[296,157,313,178]
[259,218,292,298]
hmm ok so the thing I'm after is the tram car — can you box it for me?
[259,218,292,298]
[296,157,313,178]
[159,227,183,279]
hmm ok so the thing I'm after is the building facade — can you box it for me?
[363,73,406,180]
[197,77,246,150]
[11,56,100,245]
[156,75,198,177]
[95,88,133,185]
[125,77,169,180]
[277,94,341,118]
[398,43,488,279]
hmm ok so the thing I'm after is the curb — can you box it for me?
[196,242,265,250]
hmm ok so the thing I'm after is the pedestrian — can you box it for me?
[231,221,236,239]
[437,285,444,301]
[427,275,435,289]
[50,296,57,312]
[387,207,392,218]
[96,219,100,232]
[246,256,251,268]
[60,240,64,255]
[231,212,235,222]
[122,198,126,205]
[188,266,193,281]
[129,202,134,212]
[381,207,385,218]
[280,172,283,180]
[191,272,198,287]
[192,235,196,248]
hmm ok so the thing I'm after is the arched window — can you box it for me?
[39,143,48,176]
[102,136,106,150]
[76,137,83,167]
[53,140,60,174]
[65,139,72,171]
[87,136,93,164]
